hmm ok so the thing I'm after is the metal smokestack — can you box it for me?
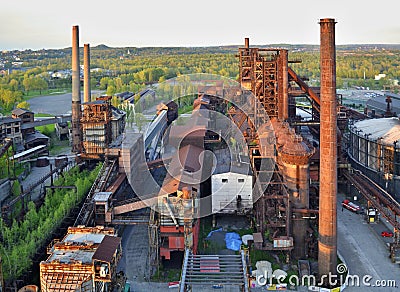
[84,44,91,103]
[278,49,289,120]
[318,18,338,281]
[282,50,288,120]
[244,37,249,48]
[71,25,82,153]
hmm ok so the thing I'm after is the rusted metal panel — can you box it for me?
[80,97,113,159]
[168,236,185,249]
[160,225,184,233]
[41,226,121,291]
[66,226,115,236]
[92,235,121,263]
[160,247,171,260]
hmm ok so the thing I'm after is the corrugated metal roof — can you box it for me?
[352,117,400,145]
[64,233,105,244]
[94,192,112,202]
[12,108,33,116]
[160,144,205,195]
[92,235,121,263]
[47,249,95,264]
[0,117,20,124]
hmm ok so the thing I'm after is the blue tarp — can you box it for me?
[225,232,242,251]
[206,227,223,239]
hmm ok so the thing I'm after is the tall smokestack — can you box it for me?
[244,37,249,49]
[318,18,337,282]
[84,44,91,103]
[282,50,288,120]
[71,25,82,153]
[278,49,289,120]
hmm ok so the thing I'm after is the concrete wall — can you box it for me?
[0,179,11,204]
[211,172,252,214]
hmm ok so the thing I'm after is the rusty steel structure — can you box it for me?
[81,97,113,160]
[60,20,400,289]
[71,25,82,154]
[233,37,320,259]
[318,18,338,279]
[238,42,288,120]
[40,226,122,292]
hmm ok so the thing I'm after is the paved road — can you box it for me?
[337,193,400,291]
[27,90,104,115]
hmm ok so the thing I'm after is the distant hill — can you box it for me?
[3,44,400,62]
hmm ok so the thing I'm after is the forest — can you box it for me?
[1,44,400,114]
[0,163,102,281]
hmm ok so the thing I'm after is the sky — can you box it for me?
[1,0,400,51]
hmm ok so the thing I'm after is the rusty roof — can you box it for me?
[12,108,33,116]
[92,235,121,263]
[160,144,205,195]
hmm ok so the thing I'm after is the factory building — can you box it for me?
[211,171,252,214]
[365,92,400,117]
[80,96,126,160]
[0,117,22,147]
[40,226,121,292]
[347,117,400,197]
[0,109,50,152]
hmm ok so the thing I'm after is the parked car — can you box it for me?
[381,231,394,237]
[342,199,361,213]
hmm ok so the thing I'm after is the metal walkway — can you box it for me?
[180,249,249,292]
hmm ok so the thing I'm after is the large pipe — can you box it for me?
[71,25,82,153]
[318,18,338,281]
[83,44,91,103]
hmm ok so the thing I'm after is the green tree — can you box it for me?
[134,112,146,132]
[106,84,116,96]
[22,76,34,94]
[16,101,31,110]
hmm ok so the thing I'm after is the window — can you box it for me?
[238,178,245,183]
[222,179,228,183]
[6,128,11,134]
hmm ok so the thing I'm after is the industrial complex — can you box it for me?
[0,18,400,292]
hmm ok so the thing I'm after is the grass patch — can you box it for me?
[34,113,54,118]
[23,89,70,100]
[178,104,193,115]
[197,216,214,254]
[35,123,71,156]
[151,267,181,282]
[249,249,275,270]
